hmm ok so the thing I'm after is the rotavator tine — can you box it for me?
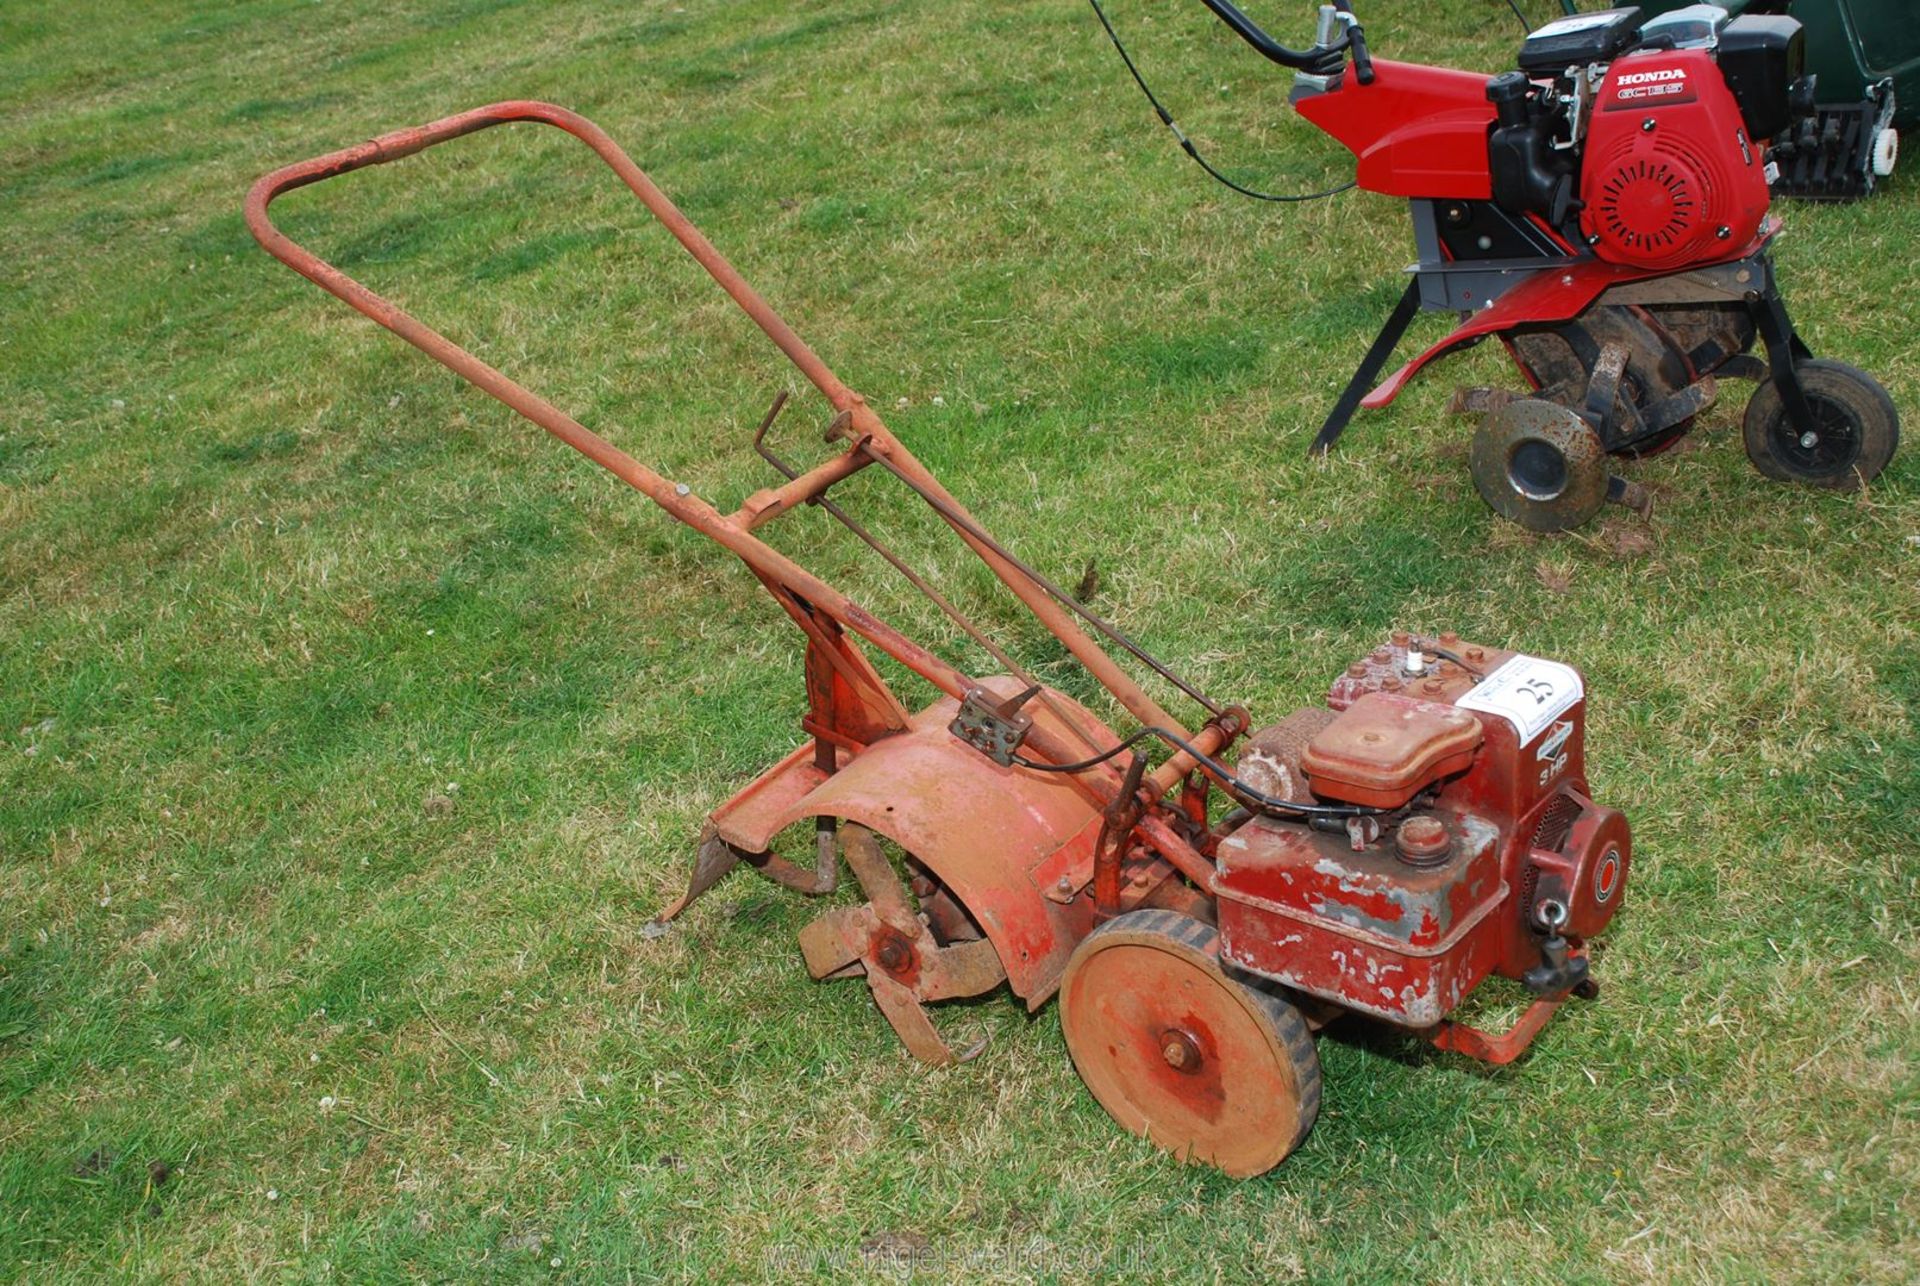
[797,909,867,980]
[1606,474,1653,516]
[838,824,919,932]
[657,821,844,924]
[1582,342,1631,432]
[653,827,741,923]
[796,824,1000,1065]
[1448,386,1515,417]
[866,968,985,1066]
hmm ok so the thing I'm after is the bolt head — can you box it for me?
[1800,430,1819,449]
[1159,1029,1201,1071]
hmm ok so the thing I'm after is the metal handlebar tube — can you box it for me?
[1197,0,1348,76]
[244,101,1202,778]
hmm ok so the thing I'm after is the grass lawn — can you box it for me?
[4,0,1917,1278]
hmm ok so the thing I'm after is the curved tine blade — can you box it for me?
[655,827,741,922]
[1582,342,1631,432]
[1640,375,1717,435]
[866,969,967,1066]
[918,937,1007,1002]
[1448,386,1515,417]
[797,907,871,981]
[839,823,918,931]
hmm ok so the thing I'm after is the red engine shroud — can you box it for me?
[1582,49,1771,269]
[1292,58,1497,199]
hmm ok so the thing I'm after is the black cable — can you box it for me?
[1086,0,1356,204]
[1017,722,1384,820]
[1145,725,1383,819]
[1501,0,1533,34]
[1011,727,1158,774]
[1417,639,1486,678]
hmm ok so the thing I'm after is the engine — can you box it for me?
[1214,632,1629,1029]
[1487,5,1808,269]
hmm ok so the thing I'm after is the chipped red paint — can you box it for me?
[1215,633,1628,1041]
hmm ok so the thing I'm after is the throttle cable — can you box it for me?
[1015,723,1385,820]
[1087,0,1356,204]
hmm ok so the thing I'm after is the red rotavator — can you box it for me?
[250,97,1636,1178]
[1186,1,1898,529]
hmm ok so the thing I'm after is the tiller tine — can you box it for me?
[654,828,744,923]
[1581,341,1632,430]
[1447,386,1515,417]
[654,822,840,924]
[1638,376,1717,438]
[1606,474,1653,517]
[797,824,1006,1067]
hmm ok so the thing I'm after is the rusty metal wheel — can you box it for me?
[1059,909,1319,1177]
[1468,398,1610,532]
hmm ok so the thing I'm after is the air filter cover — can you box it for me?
[1300,692,1484,809]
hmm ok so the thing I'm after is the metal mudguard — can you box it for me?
[1362,224,1784,411]
[762,682,1111,1008]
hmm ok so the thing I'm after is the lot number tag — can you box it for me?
[1457,654,1583,744]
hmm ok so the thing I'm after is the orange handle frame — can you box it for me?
[246,101,1203,777]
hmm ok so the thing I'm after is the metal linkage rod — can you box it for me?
[751,392,1106,756]
[857,444,1226,719]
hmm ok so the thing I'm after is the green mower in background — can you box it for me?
[1568,1,1911,197]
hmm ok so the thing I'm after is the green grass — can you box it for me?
[3,0,1917,1278]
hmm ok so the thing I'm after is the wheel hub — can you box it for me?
[1771,394,1862,473]
[1508,436,1570,501]
[1159,1028,1203,1073]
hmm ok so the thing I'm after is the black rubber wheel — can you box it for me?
[1743,359,1900,490]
